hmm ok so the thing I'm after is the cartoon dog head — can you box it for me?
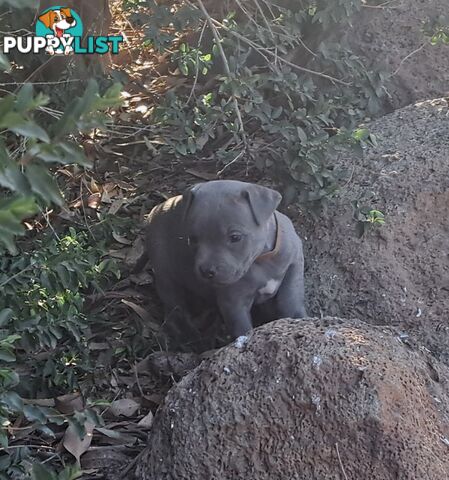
[38,8,76,38]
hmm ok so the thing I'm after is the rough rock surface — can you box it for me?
[135,318,449,480]
[301,98,449,364]
[349,0,449,109]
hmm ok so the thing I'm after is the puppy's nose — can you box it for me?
[67,16,75,24]
[200,266,216,279]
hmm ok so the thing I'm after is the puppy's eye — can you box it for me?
[229,233,242,243]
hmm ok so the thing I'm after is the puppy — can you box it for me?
[145,180,307,341]
[38,8,77,54]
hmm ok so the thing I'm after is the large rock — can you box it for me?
[303,98,449,364]
[135,318,449,479]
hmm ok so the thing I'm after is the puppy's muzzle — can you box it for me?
[199,265,216,280]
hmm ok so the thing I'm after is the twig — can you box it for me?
[39,207,61,242]
[133,362,144,397]
[210,17,351,86]
[391,43,426,76]
[186,20,207,104]
[196,0,251,155]
[0,444,56,452]
[80,179,96,241]
[14,56,58,93]
[252,1,317,58]
[0,79,83,87]
[361,4,401,8]
[336,443,349,480]
[0,264,35,289]
[217,149,245,176]
[252,0,275,39]
[361,0,402,9]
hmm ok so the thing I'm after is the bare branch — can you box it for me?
[196,0,250,154]
[211,18,351,86]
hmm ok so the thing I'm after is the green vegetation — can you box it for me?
[130,0,386,204]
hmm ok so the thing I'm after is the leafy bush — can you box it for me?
[0,81,122,252]
[127,0,386,205]
[0,227,120,477]
[0,5,123,471]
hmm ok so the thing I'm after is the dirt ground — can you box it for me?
[349,0,449,110]
[301,98,449,365]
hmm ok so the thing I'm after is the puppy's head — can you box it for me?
[39,8,76,35]
[183,180,281,286]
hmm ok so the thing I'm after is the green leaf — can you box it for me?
[16,85,49,113]
[296,127,308,144]
[0,210,26,234]
[179,62,189,76]
[0,428,8,448]
[0,96,14,120]
[0,145,30,194]
[0,309,13,327]
[16,83,34,112]
[175,143,187,155]
[0,369,19,389]
[5,195,37,217]
[0,391,23,411]
[32,142,90,166]
[94,83,123,110]
[25,164,63,206]
[0,112,50,142]
[31,463,57,480]
[2,334,21,345]
[58,465,82,480]
[0,349,15,362]
[0,53,10,72]
[23,405,47,424]
[0,196,37,252]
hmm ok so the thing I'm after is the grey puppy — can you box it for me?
[145,180,306,340]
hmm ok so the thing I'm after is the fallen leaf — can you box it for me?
[90,178,101,194]
[112,232,132,245]
[63,420,95,464]
[137,411,153,429]
[108,198,126,215]
[121,300,151,322]
[101,189,112,204]
[95,426,125,439]
[185,168,217,181]
[87,193,101,209]
[55,392,84,415]
[109,398,140,418]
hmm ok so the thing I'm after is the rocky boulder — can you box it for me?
[135,318,449,479]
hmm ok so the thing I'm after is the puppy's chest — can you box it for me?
[255,278,281,303]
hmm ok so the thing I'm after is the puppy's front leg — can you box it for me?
[217,294,253,340]
[275,262,307,319]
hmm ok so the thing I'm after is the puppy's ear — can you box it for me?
[241,184,282,225]
[61,8,72,18]
[181,184,201,222]
[39,11,54,28]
